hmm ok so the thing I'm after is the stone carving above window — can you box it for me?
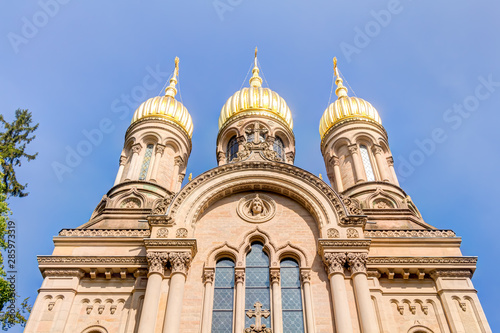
[120,198,141,208]
[373,198,394,209]
[327,228,340,238]
[237,194,276,223]
[156,228,168,238]
[176,228,188,238]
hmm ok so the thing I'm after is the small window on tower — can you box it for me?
[273,137,285,161]
[138,144,154,180]
[359,144,375,181]
[227,136,239,162]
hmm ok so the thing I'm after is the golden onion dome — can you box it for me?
[131,57,193,138]
[218,48,293,131]
[319,57,382,139]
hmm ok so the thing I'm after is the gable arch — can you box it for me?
[167,162,355,238]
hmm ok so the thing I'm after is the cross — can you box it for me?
[246,302,270,331]
[246,122,268,143]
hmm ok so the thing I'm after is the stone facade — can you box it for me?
[25,56,491,333]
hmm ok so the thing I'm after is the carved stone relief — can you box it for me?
[156,228,169,238]
[327,228,340,238]
[120,198,141,209]
[346,228,359,238]
[237,193,276,223]
[176,228,188,238]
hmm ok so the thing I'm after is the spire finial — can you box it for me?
[249,47,263,88]
[165,57,179,98]
[333,57,348,98]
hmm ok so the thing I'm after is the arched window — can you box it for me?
[359,144,375,181]
[245,243,271,329]
[227,136,239,162]
[247,132,265,143]
[280,259,304,332]
[138,144,154,180]
[273,137,285,161]
[212,259,235,333]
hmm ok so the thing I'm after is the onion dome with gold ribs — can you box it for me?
[319,57,382,139]
[218,48,293,132]
[131,57,194,138]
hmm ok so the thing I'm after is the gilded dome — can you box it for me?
[319,58,382,139]
[218,49,293,131]
[131,57,194,138]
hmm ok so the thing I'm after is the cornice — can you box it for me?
[318,239,371,254]
[367,256,477,265]
[38,256,147,266]
[58,229,151,237]
[364,229,456,238]
[144,239,197,256]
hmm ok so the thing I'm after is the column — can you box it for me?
[347,253,378,333]
[348,144,365,183]
[114,155,127,185]
[163,252,192,333]
[126,144,142,180]
[137,252,168,333]
[177,173,185,192]
[330,155,344,192]
[150,144,165,182]
[234,269,245,333]
[270,269,283,333]
[372,145,390,182]
[200,270,215,333]
[301,270,315,333]
[386,156,399,186]
[171,156,183,191]
[323,252,353,333]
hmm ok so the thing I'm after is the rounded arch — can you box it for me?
[163,140,181,154]
[206,242,241,268]
[353,132,378,146]
[138,132,161,145]
[168,162,352,237]
[408,326,434,333]
[331,137,352,154]
[81,325,108,333]
[273,128,294,148]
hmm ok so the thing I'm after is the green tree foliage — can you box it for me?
[0,109,38,329]
[0,109,39,198]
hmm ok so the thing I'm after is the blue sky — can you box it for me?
[1,1,499,331]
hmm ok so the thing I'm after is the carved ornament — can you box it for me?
[169,252,192,275]
[176,228,188,238]
[151,194,174,215]
[364,229,456,238]
[146,252,168,274]
[347,252,368,275]
[59,229,150,237]
[237,194,276,223]
[327,228,339,238]
[323,252,347,276]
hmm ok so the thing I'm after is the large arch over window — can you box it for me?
[245,242,271,329]
[227,136,239,162]
[212,258,235,333]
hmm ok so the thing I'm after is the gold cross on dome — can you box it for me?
[245,302,271,332]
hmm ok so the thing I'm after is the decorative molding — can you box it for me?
[346,228,359,238]
[323,252,346,275]
[156,228,169,238]
[42,269,85,278]
[176,228,188,238]
[364,229,456,238]
[366,269,381,278]
[430,269,473,279]
[237,193,276,223]
[300,271,311,283]
[318,239,371,250]
[270,270,280,283]
[235,270,245,283]
[326,228,339,238]
[58,229,151,237]
[368,257,477,265]
[38,256,147,265]
[143,239,197,254]
[347,252,368,275]
[148,215,175,226]
[203,270,215,284]
[119,155,127,165]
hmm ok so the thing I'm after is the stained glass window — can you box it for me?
[359,145,375,181]
[273,137,285,161]
[212,259,235,333]
[227,136,239,162]
[245,243,271,329]
[138,144,154,180]
[280,259,304,332]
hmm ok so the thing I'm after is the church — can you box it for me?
[24,52,491,333]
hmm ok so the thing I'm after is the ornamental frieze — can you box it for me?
[37,256,148,265]
[367,257,477,265]
[364,229,456,238]
[59,229,151,237]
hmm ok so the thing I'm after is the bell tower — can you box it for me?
[85,57,194,228]
[216,48,296,165]
[320,58,425,227]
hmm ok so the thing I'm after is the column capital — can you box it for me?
[174,156,184,167]
[386,156,394,166]
[323,252,347,277]
[156,144,166,155]
[347,252,368,275]
[285,151,295,163]
[270,269,280,283]
[203,269,215,284]
[119,155,127,165]
[132,143,142,154]
[169,251,192,275]
[348,144,359,155]
[329,155,340,166]
[371,144,383,155]
[300,270,311,283]
[146,251,169,276]
[235,269,245,283]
